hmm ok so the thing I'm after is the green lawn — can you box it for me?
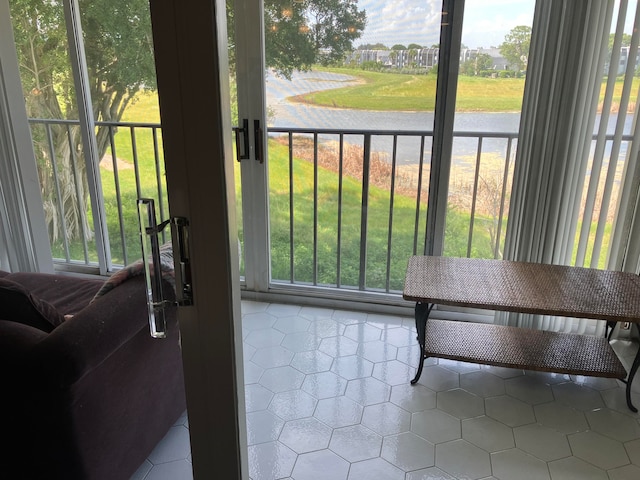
[55,70,615,278]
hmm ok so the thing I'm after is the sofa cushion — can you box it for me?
[0,278,66,333]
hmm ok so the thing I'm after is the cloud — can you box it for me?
[358,0,441,47]
[357,0,535,49]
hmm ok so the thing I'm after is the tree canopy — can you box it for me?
[262,0,367,78]
[499,25,531,71]
[10,0,157,242]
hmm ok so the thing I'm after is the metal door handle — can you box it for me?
[234,118,250,162]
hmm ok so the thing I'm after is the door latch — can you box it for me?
[137,198,193,338]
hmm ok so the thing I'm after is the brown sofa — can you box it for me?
[0,269,186,479]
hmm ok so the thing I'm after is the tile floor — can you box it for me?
[132,301,640,480]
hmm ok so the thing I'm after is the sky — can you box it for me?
[355,0,535,49]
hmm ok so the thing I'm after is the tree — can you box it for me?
[391,44,406,50]
[407,43,422,50]
[263,0,367,78]
[357,43,388,50]
[499,25,531,71]
[11,0,156,243]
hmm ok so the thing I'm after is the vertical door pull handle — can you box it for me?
[234,118,250,162]
[137,198,168,338]
[254,119,264,164]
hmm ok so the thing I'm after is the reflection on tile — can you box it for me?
[247,441,297,480]
[329,424,382,462]
[381,432,435,471]
[362,402,411,436]
[137,301,640,480]
[390,383,437,413]
[279,417,332,454]
[291,450,350,480]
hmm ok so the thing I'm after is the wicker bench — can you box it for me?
[403,256,640,411]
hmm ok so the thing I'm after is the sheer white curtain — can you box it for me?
[498,0,614,332]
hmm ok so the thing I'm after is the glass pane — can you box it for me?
[80,0,162,266]
[443,0,535,259]
[265,0,441,292]
[227,0,245,279]
[8,0,97,265]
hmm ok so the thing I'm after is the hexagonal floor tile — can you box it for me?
[491,449,551,480]
[242,312,277,331]
[302,371,348,399]
[332,309,369,325]
[547,456,607,480]
[307,318,345,338]
[586,408,640,442]
[291,449,350,480]
[569,431,630,470]
[415,365,460,392]
[268,389,317,421]
[513,423,571,461]
[279,417,332,454]
[357,340,398,363]
[462,415,514,453]
[247,441,297,480]
[460,370,506,398]
[405,467,456,480]
[372,360,414,386]
[281,332,322,353]
[485,395,535,428]
[380,327,416,348]
[329,424,382,462]
[411,409,461,444]
[267,304,301,316]
[347,457,404,480]
[343,323,382,343]
[436,439,491,480]
[259,365,305,393]
[314,395,363,428]
[390,383,437,413]
[291,350,334,374]
[437,388,485,419]
[552,382,606,411]
[246,410,285,445]
[505,375,554,405]
[273,315,311,334]
[319,335,360,357]
[251,346,294,369]
[245,383,273,412]
[608,464,640,480]
[361,402,411,436]
[533,401,588,434]
[381,432,435,471]
[331,355,374,380]
[245,328,285,349]
[345,377,392,406]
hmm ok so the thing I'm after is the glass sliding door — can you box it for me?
[443,0,535,260]
[235,0,450,296]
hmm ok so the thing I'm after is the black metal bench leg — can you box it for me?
[626,347,640,413]
[411,302,434,385]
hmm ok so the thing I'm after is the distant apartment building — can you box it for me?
[347,46,509,70]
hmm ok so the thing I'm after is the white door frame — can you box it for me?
[149,0,248,478]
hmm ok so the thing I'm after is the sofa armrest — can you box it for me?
[33,275,178,384]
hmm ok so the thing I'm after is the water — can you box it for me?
[265,70,633,166]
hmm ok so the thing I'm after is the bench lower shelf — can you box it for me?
[423,319,627,379]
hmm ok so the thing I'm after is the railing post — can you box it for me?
[359,134,371,290]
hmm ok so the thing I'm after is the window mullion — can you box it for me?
[62,0,111,274]
[425,0,465,256]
